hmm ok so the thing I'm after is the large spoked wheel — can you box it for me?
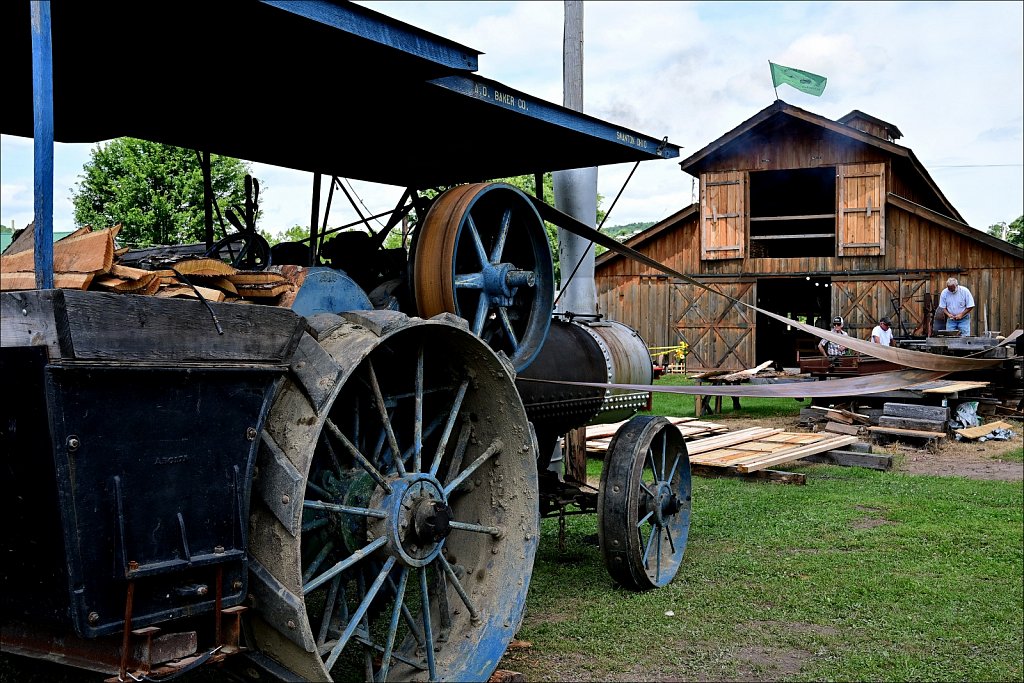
[411,183,554,373]
[598,415,691,590]
[248,311,539,681]
[206,231,271,270]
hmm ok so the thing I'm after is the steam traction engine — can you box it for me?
[0,2,690,681]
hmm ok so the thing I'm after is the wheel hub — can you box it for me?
[373,475,450,567]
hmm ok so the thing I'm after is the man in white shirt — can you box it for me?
[939,277,975,336]
[870,317,894,346]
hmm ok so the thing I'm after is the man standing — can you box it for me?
[871,317,894,345]
[818,316,849,356]
[939,277,975,336]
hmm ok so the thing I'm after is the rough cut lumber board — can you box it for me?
[954,421,1013,440]
[809,406,871,423]
[868,426,947,439]
[0,228,114,274]
[883,403,949,421]
[53,290,305,363]
[719,360,774,381]
[824,421,863,435]
[799,450,893,471]
[920,381,989,394]
[685,428,782,455]
[1,271,94,291]
[878,416,946,432]
[1,290,62,357]
[736,435,859,472]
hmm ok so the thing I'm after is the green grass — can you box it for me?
[502,465,1024,681]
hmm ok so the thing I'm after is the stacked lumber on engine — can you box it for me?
[0,226,300,306]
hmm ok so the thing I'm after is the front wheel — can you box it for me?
[598,415,691,590]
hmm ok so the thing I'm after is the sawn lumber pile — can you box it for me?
[0,225,300,304]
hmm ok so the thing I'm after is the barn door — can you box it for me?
[700,171,746,261]
[837,162,885,256]
[672,280,755,370]
[832,277,925,338]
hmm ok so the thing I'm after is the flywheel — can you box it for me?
[411,183,554,373]
[246,310,539,681]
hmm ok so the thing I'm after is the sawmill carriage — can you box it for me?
[1,2,692,681]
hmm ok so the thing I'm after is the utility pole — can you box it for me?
[553,0,598,316]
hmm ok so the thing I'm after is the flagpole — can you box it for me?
[769,60,778,100]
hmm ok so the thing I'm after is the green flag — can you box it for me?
[769,62,827,96]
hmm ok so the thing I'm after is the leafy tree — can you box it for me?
[987,215,1023,247]
[72,138,253,247]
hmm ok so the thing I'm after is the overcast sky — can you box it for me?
[2,1,1021,238]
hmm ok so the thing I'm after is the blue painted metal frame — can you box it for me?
[261,0,479,72]
[30,0,53,288]
[432,74,681,161]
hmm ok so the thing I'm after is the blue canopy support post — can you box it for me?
[30,0,54,289]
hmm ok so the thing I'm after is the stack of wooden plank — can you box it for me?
[1,226,298,304]
[685,428,858,473]
[584,416,729,454]
[868,402,949,448]
[806,405,872,436]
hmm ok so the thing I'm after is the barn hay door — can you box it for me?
[672,280,755,370]
[832,277,926,338]
[700,171,746,261]
[837,162,885,256]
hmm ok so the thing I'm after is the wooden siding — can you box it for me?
[696,125,888,173]
[837,162,885,256]
[596,206,1022,367]
[700,171,745,260]
[673,280,756,370]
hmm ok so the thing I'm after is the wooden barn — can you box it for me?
[595,99,1024,371]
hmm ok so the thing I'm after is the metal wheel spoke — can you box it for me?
[490,208,513,263]
[317,576,342,649]
[377,566,410,682]
[306,479,332,501]
[419,566,437,680]
[660,436,667,484]
[303,500,387,520]
[303,516,330,533]
[496,307,520,351]
[471,291,491,336]
[414,346,424,472]
[444,438,503,496]
[636,510,654,529]
[642,522,658,568]
[665,525,677,554]
[367,361,406,476]
[304,535,387,594]
[639,482,656,499]
[302,541,335,585]
[443,417,473,487]
[454,272,485,290]
[646,447,660,480]
[465,214,489,268]
[656,529,662,582]
[448,520,502,537]
[324,556,397,670]
[386,574,425,646]
[430,379,469,477]
[437,554,480,623]
[326,419,392,494]
[667,452,682,485]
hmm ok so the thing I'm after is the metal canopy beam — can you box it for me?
[1,0,679,189]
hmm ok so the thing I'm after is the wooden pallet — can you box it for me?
[586,420,857,475]
[686,428,859,473]
[585,416,728,454]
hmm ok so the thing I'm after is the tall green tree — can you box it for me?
[72,138,253,247]
[987,215,1023,247]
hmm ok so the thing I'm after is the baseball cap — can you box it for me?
[832,316,843,326]
[880,317,891,325]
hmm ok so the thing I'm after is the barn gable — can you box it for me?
[596,101,1023,371]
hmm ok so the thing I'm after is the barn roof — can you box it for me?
[836,110,904,141]
[679,100,964,223]
[0,1,679,188]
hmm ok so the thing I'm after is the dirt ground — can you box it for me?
[705,412,1024,482]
